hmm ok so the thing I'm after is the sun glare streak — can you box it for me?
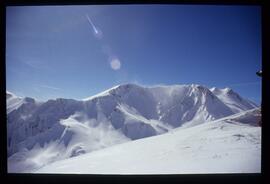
[85,14,102,39]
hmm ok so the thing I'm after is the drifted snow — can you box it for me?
[6,84,259,173]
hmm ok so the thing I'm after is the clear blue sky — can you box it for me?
[6,5,261,104]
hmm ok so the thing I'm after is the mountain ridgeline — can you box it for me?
[7,84,257,160]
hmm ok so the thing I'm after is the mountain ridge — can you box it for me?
[7,83,258,173]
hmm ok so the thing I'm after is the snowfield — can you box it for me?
[6,84,260,173]
[35,108,261,174]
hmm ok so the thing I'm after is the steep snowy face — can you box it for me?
[7,95,43,155]
[7,98,84,156]
[82,84,235,129]
[148,84,235,127]
[82,84,163,140]
[109,84,159,120]
[210,87,258,113]
[83,84,240,128]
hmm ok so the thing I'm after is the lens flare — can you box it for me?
[110,58,121,70]
[85,14,102,39]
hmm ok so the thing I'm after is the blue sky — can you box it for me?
[6,5,261,104]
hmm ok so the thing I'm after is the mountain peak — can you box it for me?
[223,87,233,93]
[190,84,201,88]
[6,90,12,95]
[113,83,141,91]
[210,87,234,95]
[210,87,218,91]
[82,85,121,101]
[6,91,16,98]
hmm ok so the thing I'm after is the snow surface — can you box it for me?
[6,91,25,114]
[210,87,257,113]
[6,84,259,173]
[35,108,261,174]
[8,111,130,173]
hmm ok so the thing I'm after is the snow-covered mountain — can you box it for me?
[7,91,27,114]
[210,87,258,113]
[6,83,259,173]
[36,108,261,174]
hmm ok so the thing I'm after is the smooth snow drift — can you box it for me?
[6,83,259,173]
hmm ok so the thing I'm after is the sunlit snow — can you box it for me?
[7,84,260,173]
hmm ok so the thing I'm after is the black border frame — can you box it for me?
[1,0,268,183]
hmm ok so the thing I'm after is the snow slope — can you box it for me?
[7,84,258,173]
[6,91,26,114]
[8,111,130,173]
[210,87,257,113]
[35,108,261,174]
